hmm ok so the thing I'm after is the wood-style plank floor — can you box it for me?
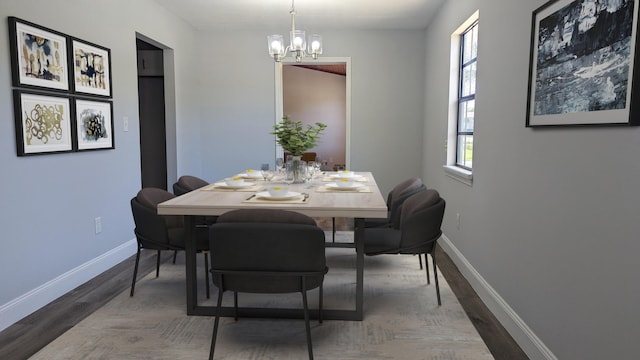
[0,218,528,359]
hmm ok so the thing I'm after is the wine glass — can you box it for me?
[262,170,275,182]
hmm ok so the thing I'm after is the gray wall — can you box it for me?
[0,0,200,328]
[194,29,426,193]
[423,0,640,359]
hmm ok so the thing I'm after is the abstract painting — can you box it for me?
[13,91,73,155]
[8,17,70,91]
[72,39,112,97]
[75,99,114,150]
[527,0,640,126]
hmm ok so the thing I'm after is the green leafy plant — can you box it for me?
[270,115,327,156]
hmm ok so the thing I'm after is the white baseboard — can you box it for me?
[0,239,137,332]
[439,234,557,360]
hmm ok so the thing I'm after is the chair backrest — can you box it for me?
[131,187,182,249]
[285,152,317,162]
[397,189,445,254]
[387,177,427,229]
[173,175,209,196]
[209,209,326,294]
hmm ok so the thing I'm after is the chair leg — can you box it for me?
[155,250,161,277]
[432,251,441,306]
[424,254,431,285]
[418,254,423,270]
[301,278,314,360]
[130,247,141,297]
[233,291,238,321]
[203,252,210,299]
[209,288,224,360]
[318,284,324,324]
[173,250,178,264]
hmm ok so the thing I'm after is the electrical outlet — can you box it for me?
[123,116,129,132]
[95,217,102,234]
[456,213,461,230]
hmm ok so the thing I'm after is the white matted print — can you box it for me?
[526,0,640,126]
[75,99,114,150]
[9,17,70,91]
[13,91,73,155]
[72,39,112,97]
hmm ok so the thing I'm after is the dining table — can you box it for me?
[157,171,388,321]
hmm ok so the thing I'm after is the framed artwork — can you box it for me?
[526,0,640,126]
[8,17,70,91]
[71,38,112,97]
[13,90,73,156]
[75,98,114,150]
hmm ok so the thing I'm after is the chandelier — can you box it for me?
[267,0,322,62]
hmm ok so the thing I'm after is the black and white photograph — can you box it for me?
[527,0,640,126]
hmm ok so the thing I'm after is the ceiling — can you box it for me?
[153,0,446,31]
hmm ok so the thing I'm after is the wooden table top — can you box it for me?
[158,171,388,219]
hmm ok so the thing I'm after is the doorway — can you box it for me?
[275,57,351,170]
[136,39,167,190]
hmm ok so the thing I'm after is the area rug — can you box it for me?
[30,232,493,360]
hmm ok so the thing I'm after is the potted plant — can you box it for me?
[271,116,327,182]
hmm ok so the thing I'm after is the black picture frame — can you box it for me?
[13,90,75,156]
[74,97,115,151]
[8,17,71,92]
[526,0,640,127]
[70,37,112,98]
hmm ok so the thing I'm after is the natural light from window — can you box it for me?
[444,10,478,186]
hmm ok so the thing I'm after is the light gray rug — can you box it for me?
[31,232,493,359]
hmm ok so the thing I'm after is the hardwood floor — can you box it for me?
[0,219,528,359]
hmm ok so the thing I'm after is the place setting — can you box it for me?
[317,177,372,193]
[243,184,310,203]
[323,169,368,182]
[236,168,265,181]
[202,176,264,192]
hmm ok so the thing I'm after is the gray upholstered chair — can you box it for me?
[130,187,210,298]
[365,177,426,229]
[208,209,327,360]
[171,175,218,263]
[364,189,445,305]
[172,175,209,196]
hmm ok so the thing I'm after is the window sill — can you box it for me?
[443,165,473,186]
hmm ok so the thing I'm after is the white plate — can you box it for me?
[329,173,362,179]
[238,172,263,179]
[255,191,302,200]
[326,182,365,190]
[214,182,254,189]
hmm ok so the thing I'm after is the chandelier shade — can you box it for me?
[267,0,322,63]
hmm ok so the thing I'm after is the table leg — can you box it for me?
[184,216,198,315]
[186,216,366,321]
[354,218,364,320]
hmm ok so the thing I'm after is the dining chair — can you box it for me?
[208,209,328,360]
[365,177,426,229]
[130,187,210,298]
[284,151,317,162]
[363,177,427,267]
[364,189,446,305]
[171,175,218,263]
[172,175,209,196]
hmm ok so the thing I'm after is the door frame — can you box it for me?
[135,33,177,188]
[274,57,351,169]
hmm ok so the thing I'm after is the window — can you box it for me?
[457,22,477,170]
[444,11,478,186]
